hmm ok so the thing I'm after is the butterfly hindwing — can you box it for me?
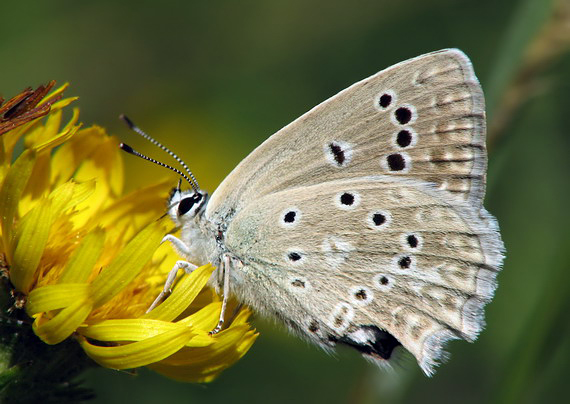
[223,176,502,375]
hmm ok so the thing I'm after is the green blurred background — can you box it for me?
[2,0,569,403]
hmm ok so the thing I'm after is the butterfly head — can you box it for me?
[118,114,207,225]
[168,186,208,226]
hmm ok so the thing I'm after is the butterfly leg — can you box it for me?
[209,254,232,335]
[162,234,191,256]
[146,260,197,313]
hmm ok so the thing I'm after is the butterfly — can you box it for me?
[120,49,504,376]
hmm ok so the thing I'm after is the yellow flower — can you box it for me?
[0,83,257,384]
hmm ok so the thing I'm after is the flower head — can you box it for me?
[0,83,257,385]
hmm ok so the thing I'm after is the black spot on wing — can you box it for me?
[397,130,412,147]
[379,93,392,108]
[329,143,345,165]
[395,107,412,124]
[284,211,296,223]
[387,153,406,171]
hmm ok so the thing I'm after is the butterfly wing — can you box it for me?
[223,176,502,375]
[206,48,487,224]
[204,49,504,375]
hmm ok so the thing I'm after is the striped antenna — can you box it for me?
[119,114,200,190]
[119,143,199,192]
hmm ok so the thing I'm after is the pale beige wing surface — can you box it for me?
[202,49,504,375]
[224,176,503,375]
[206,48,487,224]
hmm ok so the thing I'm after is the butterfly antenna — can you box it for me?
[119,114,200,190]
[119,143,199,192]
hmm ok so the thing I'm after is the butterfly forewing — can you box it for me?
[206,49,486,223]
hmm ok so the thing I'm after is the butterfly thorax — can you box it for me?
[180,215,218,266]
[168,188,222,268]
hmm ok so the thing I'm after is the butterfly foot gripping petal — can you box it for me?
[146,260,198,313]
[208,254,232,335]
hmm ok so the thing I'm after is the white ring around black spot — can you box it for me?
[285,248,306,265]
[392,127,417,149]
[324,141,353,168]
[328,302,354,332]
[349,286,374,306]
[401,232,423,252]
[390,104,417,126]
[380,152,412,173]
[279,207,301,228]
[392,254,417,273]
[287,276,311,293]
[373,273,394,291]
[374,90,397,111]
[334,191,361,210]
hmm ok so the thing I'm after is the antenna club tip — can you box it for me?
[119,114,135,129]
[119,142,134,153]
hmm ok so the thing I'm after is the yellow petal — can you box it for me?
[32,108,81,154]
[143,264,215,322]
[49,181,75,214]
[79,325,194,369]
[33,299,93,344]
[10,176,97,292]
[34,121,81,154]
[181,333,216,347]
[48,96,79,112]
[73,164,110,216]
[78,318,213,347]
[10,198,53,293]
[63,179,96,212]
[26,283,90,314]
[95,181,171,233]
[0,149,36,259]
[149,326,258,382]
[0,132,6,163]
[104,137,124,198]
[49,129,90,187]
[160,324,256,365]
[59,179,96,229]
[1,129,23,170]
[177,302,221,330]
[58,228,105,283]
[25,108,61,148]
[89,220,164,307]
[79,318,181,341]
[20,153,51,207]
[37,83,70,106]
[49,126,117,195]
[20,178,94,223]
[228,306,255,326]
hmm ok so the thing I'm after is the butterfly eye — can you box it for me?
[177,193,203,216]
[177,198,194,215]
